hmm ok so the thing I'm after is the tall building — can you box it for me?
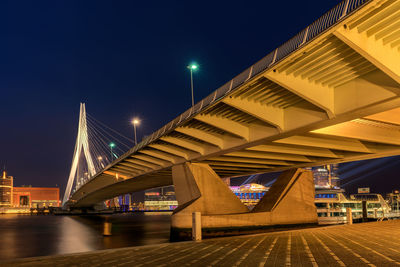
[0,171,13,207]
[309,164,340,188]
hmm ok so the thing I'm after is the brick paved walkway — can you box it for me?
[3,220,400,266]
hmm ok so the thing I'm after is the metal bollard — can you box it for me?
[103,219,112,236]
[192,212,202,241]
[374,208,378,219]
[346,207,353,225]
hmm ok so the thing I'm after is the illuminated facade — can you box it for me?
[231,183,269,208]
[0,171,60,210]
[308,164,340,188]
[13,187,60,208]
[0,171,13,207]
[144,189,178,211]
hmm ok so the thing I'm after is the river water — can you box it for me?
[0,212,172,260]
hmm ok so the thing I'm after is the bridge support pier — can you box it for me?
[171,163,317,240]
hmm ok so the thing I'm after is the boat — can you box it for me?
[315,188,391,224]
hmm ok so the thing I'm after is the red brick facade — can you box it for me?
[13,187,60,208]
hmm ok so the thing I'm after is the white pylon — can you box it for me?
[62,103,96,206]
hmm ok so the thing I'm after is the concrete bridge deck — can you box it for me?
[70,0,400,208]
[3,220,400,266]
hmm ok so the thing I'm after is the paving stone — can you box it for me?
[2,221,400,267]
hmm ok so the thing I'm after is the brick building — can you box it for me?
[0,171,60,209]
[13,187,60,208]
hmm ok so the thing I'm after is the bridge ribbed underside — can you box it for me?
[70,0,400,207]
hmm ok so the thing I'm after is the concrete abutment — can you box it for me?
[171,163,317,240]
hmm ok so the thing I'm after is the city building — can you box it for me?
[0,171,60,212]
[0,171,13,207]
[107,187,178,211]
[144,187,177,211]
[13,186,60,208]
[230,183,269,209]
[308,164,340,188]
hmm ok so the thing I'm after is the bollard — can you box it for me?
[103,218,112,236]
[362,200,368,222]
[346,207,353,225]
[374,208,378,219]
[192,212,202,241]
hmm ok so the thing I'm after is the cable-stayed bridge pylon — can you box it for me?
[62,103,134,206]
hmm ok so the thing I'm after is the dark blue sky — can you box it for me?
[1,0,395,194]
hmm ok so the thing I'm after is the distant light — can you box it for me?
[109,142,116,148]
[187,63,199,70]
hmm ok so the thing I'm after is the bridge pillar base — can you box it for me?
[171,164,317,240]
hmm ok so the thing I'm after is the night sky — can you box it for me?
[0,0,397,195]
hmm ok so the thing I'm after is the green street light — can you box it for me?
[187,63,199,106]
[109,142,116,160]
[188,64,198,70]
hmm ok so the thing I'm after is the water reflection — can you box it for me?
[1,223,17,259]
[57,216,99,254]
[0,212,172,261]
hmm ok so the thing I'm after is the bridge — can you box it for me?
[64,0,400,235]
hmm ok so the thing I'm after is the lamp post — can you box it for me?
[187,63,198,106]
[98,156,104,168]
[131,118,140,145]
[109,142,116,161]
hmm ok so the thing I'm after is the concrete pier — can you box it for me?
[3,220,400,266]
[171,164,317,239]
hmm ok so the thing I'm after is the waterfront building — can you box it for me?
[12,186,60,208]
[230,183,269,209]
[0,171,60,211]
[308,164,340,188]
[143,187,177,211]
[117,194,132,212]
[0,171,13,207]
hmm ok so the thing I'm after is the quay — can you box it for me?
[3,220,400,266]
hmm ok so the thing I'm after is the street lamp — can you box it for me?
[109,142,116,160]
[98,156,104,168]
[187,63,198,106]
[131,118,140,145]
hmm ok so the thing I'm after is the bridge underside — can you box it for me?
[69,0,400,208]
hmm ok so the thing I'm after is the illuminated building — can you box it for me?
[0,171,13,207]
[0,171,60,211]
[13,186,60,208]
[116,194,132,212]
[230,183,269,208]
[308,164,340,188]
[144,187,178,211]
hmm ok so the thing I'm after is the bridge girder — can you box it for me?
[69,0,400,207]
